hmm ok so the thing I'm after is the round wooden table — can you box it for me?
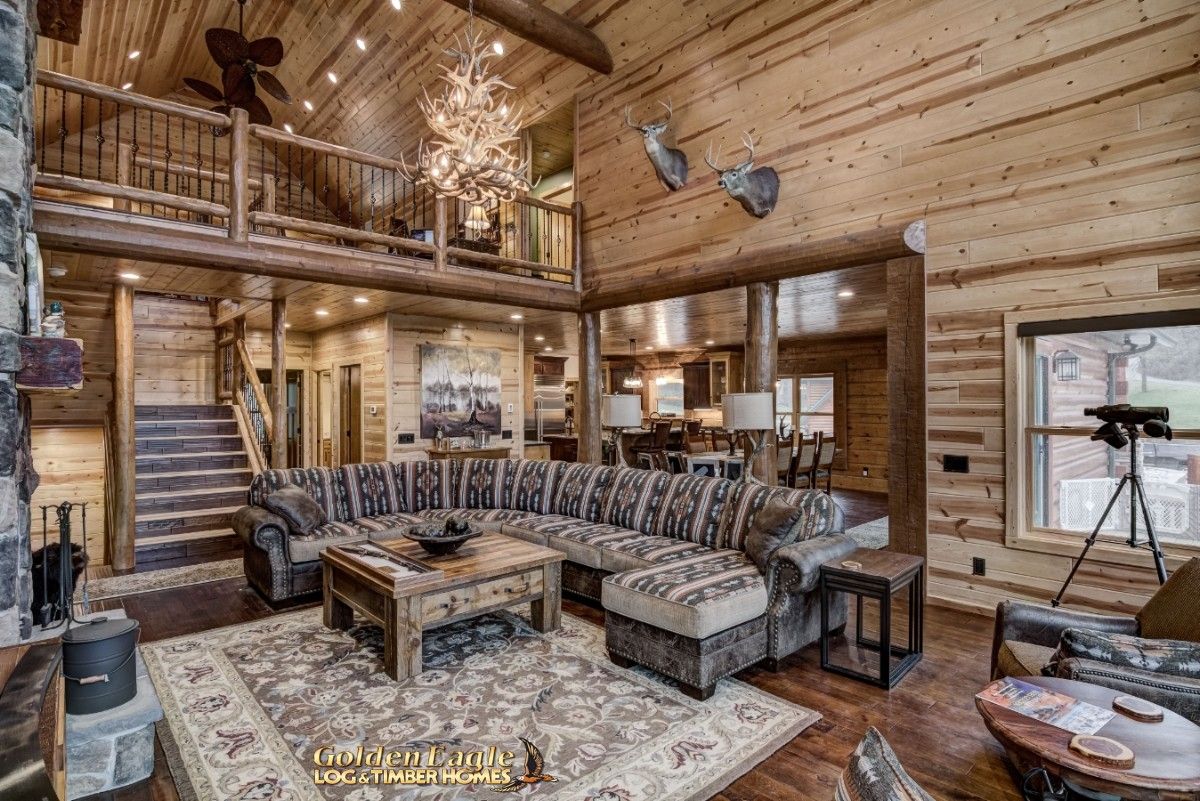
[976,676,1200,800]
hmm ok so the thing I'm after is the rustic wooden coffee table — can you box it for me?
[320,532,565,681]
[976,676,1200,800]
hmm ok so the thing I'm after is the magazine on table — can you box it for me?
[977,677,1115,735]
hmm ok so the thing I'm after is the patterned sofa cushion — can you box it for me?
[601,550,769,640]
[412,507,536,524]
[285,513,422,562]
[650,473,734,547]
[249,467,346,523]
[1049,628,1200,680]
[598,533,713,574]
[554,462,617,522]
[395,459,456,512]
[722,483,813,551]
[599,467,671,535]
[513,515,645,569]
[836,727,934,801]
[340,462,405,518]
[502,459,565,514]
[454,458,512,509]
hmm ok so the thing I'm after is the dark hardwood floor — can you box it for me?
[85,488,1024,801]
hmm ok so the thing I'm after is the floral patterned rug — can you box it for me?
[142,608,819,801]
[75,558,243,604]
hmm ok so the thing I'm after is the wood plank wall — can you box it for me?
[778,335,888,493]
[132,293,215,404]
[28,427,107,565]
[310,314,390,463]
[387,316,524,461]
[30,283,113,426]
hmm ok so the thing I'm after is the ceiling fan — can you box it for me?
[183,0,291,127]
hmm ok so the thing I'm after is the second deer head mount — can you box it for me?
[624,100,689,192]
[705,133,780,219]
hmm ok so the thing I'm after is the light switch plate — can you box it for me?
[507,403,514,413]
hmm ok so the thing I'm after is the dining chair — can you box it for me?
[788,436,818,488]
[775,432,796,485]
[813,433,837,492]
[630,420,672,469]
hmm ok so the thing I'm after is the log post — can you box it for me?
[744,282,779,484]
[434,195,448,271]
[436,0,613,74]
[887,256,927,556]
[232,316,246,393]
[111,284,136,571]
[271,297,288,468]
[577,311,603,463]
[229,107,250,242]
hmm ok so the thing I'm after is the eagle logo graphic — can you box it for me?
[493,738,556,793]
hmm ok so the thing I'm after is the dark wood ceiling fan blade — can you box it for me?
[242,95,273,126]
[184,78,225,102]
[256,71,292,104]
[247,37,284,67]
[206,27,249,68]
[223,64,255,105]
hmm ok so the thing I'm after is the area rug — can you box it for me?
[142,608,819,801]
[75,558,243,604]
[846,516,889,550]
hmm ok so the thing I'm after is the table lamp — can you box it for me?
[723,392,774,483]
[602,394,642,467]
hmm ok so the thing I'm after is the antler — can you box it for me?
[736,131,756,170]
[624,98,673,130]
[657,98,673,123]
[704,141,724,172]
[623,105,640,129]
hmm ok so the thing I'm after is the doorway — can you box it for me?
[316,370,332,467]
[258,368,304,469]
[339,364,362,465]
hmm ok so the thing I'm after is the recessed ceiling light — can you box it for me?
[315,309,329,316]
[390,0,402,8]
[492,41,504,55]
[284,323,292,329]
[644,346,654,351]
[533,335,544,342]
[705,339,715,346]
[541,148,551,158]
[353,296,368,304]
[127,50,140,60]
[303,100,314,112]
[121,82,133,91]
[48,265,68,278]
[510,313,523,320]
[327,71,338,84]
[838,289,855,298]
[356,37,367,51]
[283,123,294,134]
[118,272,141,280]
[543,346,552,352]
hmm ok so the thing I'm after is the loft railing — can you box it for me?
[32,69,578,285]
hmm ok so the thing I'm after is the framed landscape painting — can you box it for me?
[419,344,503,438]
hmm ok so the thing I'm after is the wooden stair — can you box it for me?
[134,404,249,563]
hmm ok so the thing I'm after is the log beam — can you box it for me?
[744,282,779,484]
[887,256,927,556]
[110,284,136,571]
[577,311,603,464]
[271,297,288,468]
[438,0,612,74]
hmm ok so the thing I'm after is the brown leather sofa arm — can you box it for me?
[232,505,291,554]
[1055,657,1200,724]
[768,533,859,596]
[990,600,1139,679]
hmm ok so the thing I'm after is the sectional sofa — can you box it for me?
[233,458,856,699]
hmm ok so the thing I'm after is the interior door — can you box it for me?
[339,364,362,465]
[286,369,303,468]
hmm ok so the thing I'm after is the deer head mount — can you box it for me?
[705,133,779,219]
[624,100,688,192]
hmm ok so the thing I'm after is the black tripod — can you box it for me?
[1052,424,1168,607]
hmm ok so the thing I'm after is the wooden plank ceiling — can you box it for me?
[42,249,884,350]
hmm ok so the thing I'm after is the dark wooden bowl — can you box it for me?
[403,522,483,555]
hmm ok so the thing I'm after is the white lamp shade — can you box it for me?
[602,394,642,428]
[722,392,774,430]
[464,205,492,230]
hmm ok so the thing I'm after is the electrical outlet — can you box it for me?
[369,404,378,416]
[972,557,986,576]
[507,403,514,413]
[397,433,415,444]
[861,467,869,477]
[944,454,970,473]
[502,429,512,439]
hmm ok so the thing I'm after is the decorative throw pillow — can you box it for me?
[1048,628,1200,680]
[263,485,327,535]
[744,496,805,573]
[836,727,934,801]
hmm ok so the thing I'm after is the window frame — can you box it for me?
[776,366,848,470]
[1004,296,1200,568]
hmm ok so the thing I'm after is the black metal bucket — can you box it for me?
[61,618,140,715]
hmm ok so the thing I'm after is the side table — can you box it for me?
[819,548,925,689]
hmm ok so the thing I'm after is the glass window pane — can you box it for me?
[1032,433,1200,546]
[776,377,794,414]
[655,373,684,416]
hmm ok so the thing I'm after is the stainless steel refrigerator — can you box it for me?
[525,374,567,442]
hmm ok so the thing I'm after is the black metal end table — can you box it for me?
[819,548,924,689]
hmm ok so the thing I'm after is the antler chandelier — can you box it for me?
[404,0,530,205]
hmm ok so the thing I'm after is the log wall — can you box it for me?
[310,314,390,464]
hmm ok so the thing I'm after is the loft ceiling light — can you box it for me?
[622,339,644,390]
[402,0,530,206]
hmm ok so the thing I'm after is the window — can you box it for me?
[1017,314,1200,548]
[655,373,684,416]
[776,373,835,437]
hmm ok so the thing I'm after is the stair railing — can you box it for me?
[232,338,273,472]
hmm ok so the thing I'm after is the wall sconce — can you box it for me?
[1052,349,1080,382]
